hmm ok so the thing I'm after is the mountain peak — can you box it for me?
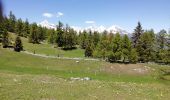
[38,20,129,34]
[38,20,56,29]
[71,25,129,34]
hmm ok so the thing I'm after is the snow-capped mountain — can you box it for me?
[38,20,56,29]
[38,20,129,34]
[71,25,129,34]
[107,25,128,34]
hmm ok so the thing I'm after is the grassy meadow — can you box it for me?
[0,45,170,99]
[9,33,85,58]
[0,33,170,99]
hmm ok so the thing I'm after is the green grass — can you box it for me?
[0,43,170,99]
[0,48,162,83]
[0,73,170,100]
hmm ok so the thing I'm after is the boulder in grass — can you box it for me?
[76,61,80,63]
[84,77,90,81]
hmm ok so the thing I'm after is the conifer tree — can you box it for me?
[62,24,76,49]
[68,28,77,49]
[48,29,56,44]
[122,34,131,62]
[156,29,167,63]
[2,29,9,48]
[132,22,144,48]
[129,48,138,63]
[37,26,46,42]
[85,40,94,57]
[111,33,122,62]
[156,29,167,50]
[93,31,100,46]
[0,21,9,48]
[63,24,70,49]
[23,19,30,37]
[29,23,39,44]
[136,30,155,62]
[14,36,23,52]
[56,21,64,47]
[79,30,88,49]
[15,18,24,36]
[8,11,16,32]
[93,31,112,60]
[3,16,10,31]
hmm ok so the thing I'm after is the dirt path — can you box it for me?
[22,51,100,61]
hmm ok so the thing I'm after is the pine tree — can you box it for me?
[111,33,122,62]
[37,26,46,42]
[68,28,77,49]
[8,11,16,32]
[0,21,9,48]
[2,29,9,48]
[48,29,56,44]
[156,29,167,63]
[0,22,3,38]
[14,36,23,52]
[56,21,64,47]
[156,29,167,50]
[122,34,131,62]
[62,24,77,49]
[93,31,100,46]
[63,24,70,49]
[132,22,144,48]
[79,30,88,49]
[85,40,94,57]
[165,33,170,64]
[3,16,10,31]
[93,31,112,60]
[23,19,30,37]
[15,18,24,36]
[136,30,155,62]
[129,48,138,63]
[29,23,39,44]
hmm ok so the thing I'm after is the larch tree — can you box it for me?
[122,34,132,62]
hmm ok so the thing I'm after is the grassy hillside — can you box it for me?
[9,33,85,58]
[0,47,170,99]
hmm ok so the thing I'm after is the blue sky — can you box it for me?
[2,0,170,32]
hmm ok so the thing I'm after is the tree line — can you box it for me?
[0,11,170,64]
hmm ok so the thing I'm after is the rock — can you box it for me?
[70,77,91,81]
[13,78,17,82]
[84,77,90,81]
[76,61,80,63]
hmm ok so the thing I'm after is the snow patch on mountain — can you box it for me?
[38,20,56,29]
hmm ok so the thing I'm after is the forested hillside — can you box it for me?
[0,11,170,64]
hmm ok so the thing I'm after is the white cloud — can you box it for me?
[43,13,53,18]
[56,12,64,18]
[85,21,95,24]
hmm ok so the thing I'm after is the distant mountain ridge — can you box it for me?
[38,20,56,30]
[38,20,129,34]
